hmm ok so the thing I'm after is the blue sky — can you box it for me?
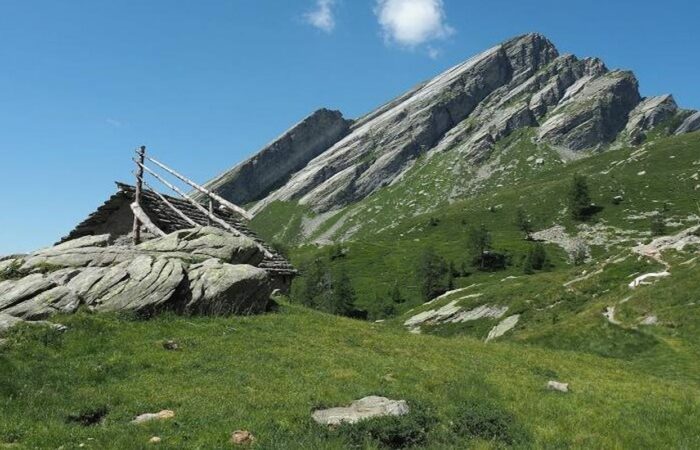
[1,0,698,254]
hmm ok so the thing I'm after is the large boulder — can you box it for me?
[0,227,274,320]
[138,227,264,265]
[88,256,186,314]
[312,396,410,426]
[186,259,271,315]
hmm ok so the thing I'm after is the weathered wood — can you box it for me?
[208,198,213,226]
[145,155,253,220]
[139,177,199,227]
[133,146,146,244]
[135,159,245,236]
[130,202,166,237]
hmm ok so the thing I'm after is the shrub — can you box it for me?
[468,224,493,270]
[334,405,437,449]
[568,174,599,221]
[452,402,529,446]
[650,214,667,236]
[416,248,449,301]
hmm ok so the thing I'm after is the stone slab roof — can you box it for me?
[59,182,296,276]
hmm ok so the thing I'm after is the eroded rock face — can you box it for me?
[234,33,696,218]
[186,259,271,315]
[538,71,642,150]
[675,111,700,135]
[624,95,678,144]
[198,108,352,205]
[0,228,274,322]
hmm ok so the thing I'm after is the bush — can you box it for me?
[568,174,601,221]
[452,402,529,446]
[468,224,493,270]
[523,243,548,274]
[650,214,667,236]
[416,248,449,301]
[333,405,437,449]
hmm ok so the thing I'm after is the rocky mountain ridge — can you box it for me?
[205,33,698,218]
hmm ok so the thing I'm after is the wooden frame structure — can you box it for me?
[129,146,269,254]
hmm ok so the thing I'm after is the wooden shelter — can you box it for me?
[59,147,296,291]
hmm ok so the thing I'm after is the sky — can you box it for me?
[1,0,699,254]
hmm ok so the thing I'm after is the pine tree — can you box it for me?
[330,269,356,317]
[515,207,533,238]
[568,174,592,221]
[416,248,448,301]
[468,224,492,269]
[390,281,405,304]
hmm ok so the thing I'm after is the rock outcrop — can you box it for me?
[312,396,410,426]
[675,111,700,135]
[0,227,274,323]
[202,33,697,218]
[197,108,352,205]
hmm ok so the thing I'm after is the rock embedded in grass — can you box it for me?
[312,396,409,426]
[230,430,255,445]
[131,410,175,425]
[547,381,570,393]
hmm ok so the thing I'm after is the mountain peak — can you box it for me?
[203,35,698,217]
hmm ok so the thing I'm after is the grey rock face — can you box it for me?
[251,34,559,214]
[199,109,352,205]
[311,396,410,426]
[0,228,274,320]
[675,111,700,135]
[625,95,678,144]
[186,259,270,315]
[241,33,691,216]
[538,71,642,150]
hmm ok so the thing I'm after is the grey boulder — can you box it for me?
[138,226,264,265]
[186,259,271,315]
[312,396,410,426]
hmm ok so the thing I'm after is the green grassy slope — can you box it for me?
[2,305,700,449]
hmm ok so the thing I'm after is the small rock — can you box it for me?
[162,340,179,351]
[312,396,409,426]
[535,158,545,165]
[131,410,175,424]
[149,437,162,444]
[547,380,569,393]
[638,171,646,176]
[230,430,255,445]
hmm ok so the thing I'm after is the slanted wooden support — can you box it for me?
[144,155,253,220]
[134,159,245,236]
[130,202,166,237]
[132,146,146,244]
[139,176,199,227]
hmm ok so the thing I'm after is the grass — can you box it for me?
[2,304,700,449]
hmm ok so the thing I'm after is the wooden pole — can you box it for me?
[132,146,146,244]
[144,155,252,220]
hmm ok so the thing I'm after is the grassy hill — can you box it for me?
[3,132,699,449]
[2,304,700,449]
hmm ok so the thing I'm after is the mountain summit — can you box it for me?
[205,33,698,223]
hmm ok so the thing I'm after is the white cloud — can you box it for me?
[106,118,123,128]
[375,0,454,47]
[304,0,337,33]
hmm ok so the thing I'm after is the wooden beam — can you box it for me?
[144,155,253,220]
[139,176,199,227]
[130,202,166,238]
[134,159,245,237]
[132,146,146,244]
